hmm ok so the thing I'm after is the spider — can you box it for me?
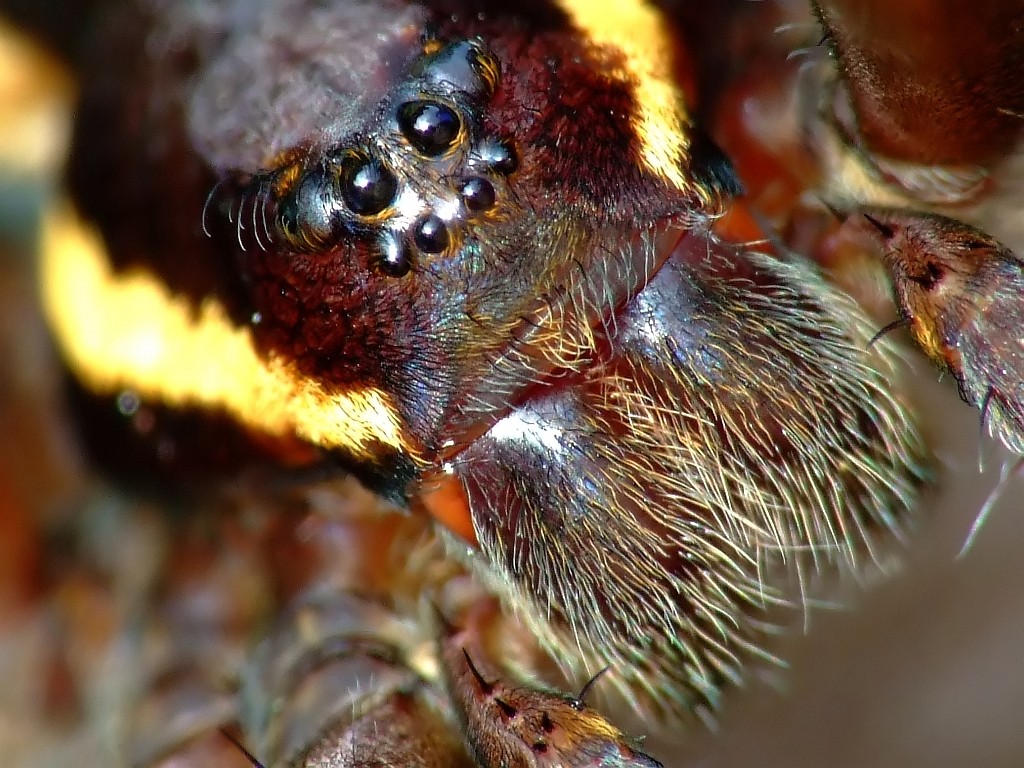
[1,0,1022,765]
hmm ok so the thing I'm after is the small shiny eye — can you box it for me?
[477,139,518,176]
[460,177,496,213]
[379,232,412,277]
[340,154,398,216]
[276,168,338,248]
[413,214,450,254]
[398,100,462,156]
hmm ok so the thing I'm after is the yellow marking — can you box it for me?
[0,20,72,178]
[40,203,409,459]
[556,0,693,194]
[909,313,947,369]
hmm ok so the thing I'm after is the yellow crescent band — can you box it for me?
[39,203,410,460]
[557,0,693,194]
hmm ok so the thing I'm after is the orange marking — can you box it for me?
[417,469,478,547]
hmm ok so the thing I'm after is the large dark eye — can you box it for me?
[397,100,462,156]
[277,168,337,248]
[340,154,398,216]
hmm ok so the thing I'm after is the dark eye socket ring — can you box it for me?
[275,166,339,250]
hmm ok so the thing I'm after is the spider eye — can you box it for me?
[459,177,496,214]
[341,154,398,216]
[413,214,450,254]
[379,232,413,277]
[398,100,462,156]
[477,138,518,176]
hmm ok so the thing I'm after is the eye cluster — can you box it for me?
[271,38,518,278]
